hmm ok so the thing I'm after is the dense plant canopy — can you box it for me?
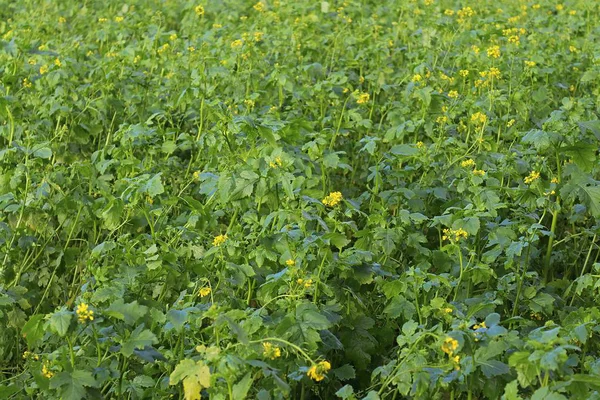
[2,0,600,399]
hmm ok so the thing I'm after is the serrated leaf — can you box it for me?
[121,326,157,357]
[22,314,45,346]
[46,309,72,337]
[390,144,418,157]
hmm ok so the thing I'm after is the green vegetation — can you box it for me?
[2,0,600,399]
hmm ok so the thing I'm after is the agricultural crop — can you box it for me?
[2,0,600,399]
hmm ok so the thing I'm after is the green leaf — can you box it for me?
[105,299,148,325]
[170,359,211,400]
[297,303,331,330]
[46,308,72,337]
[530,386,567,400]
[33,147,52,159]
[502,380,522,400]
[579,185,600,218]
[232,372,253,399]
[22,314,45,347]
[323,232,350,251]
[51,370,97,400]
[121,325,158,357]
[479,360,510,378]
[144,173,165,198]
[336,384,355,399]
[390,144,418,157]
[522,129,553,151]
[333,364,356,381]
[166,309,188,331]
[563,142,597,172]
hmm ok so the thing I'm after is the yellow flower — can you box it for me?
[569,45,578,53]
[213,23,222,29]
[473,321,487,330]
[471,45,480,54]
[436,116,448,124]
[452,355,460,369]
[442,228,468,242]
[322,191,343,207]
[262,342,282,359]
[76,303,94,323]
[254,31,264,42]
[412,74,423,82]
[508,35,520,45]
[460,159,475,168]
[115,16,124,22]
[472,169,485,177]
[303,279,313,289]
[54,58,62,67]
[42,363,54,379]
[169,33,178,41]
[199,287,211,297]
[269,156,283,168]
[39,65,49,75]
[253,2,265,12]
[356,92,370,104]
[551,177,559,184]
[231,39,243,49]
[285,259,295,267]
[98,17,108,23]
[212,234,228,246]
[58,17,66,24]
[23,78,32,88]
[157,43,170,55]
[448,90,458,99]
[459,69,469,77]
[444,9,454,16]
[416,141,424,149]
[556,4,564,11]
[443,307,453,313]
[307,361,331,382]
[470,112,487,125]
[524,171,540,184]
[441,337,459,355]
[486,45,501,58]
[195,5,205,16]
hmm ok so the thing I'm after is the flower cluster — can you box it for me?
[442,228,468,242]
[269,156,283,168]
[42,363,54,379]
[76,303,94,323]
[212,234,228,246]
[262,342,282,359]
[322,191,343,207]
[441,337,459,355]
[199,287,211,297]
[356,92,370,104]
[486,45,501,58]
[524,171,540,184]
[470,112,487,125]
[307,360,331,382]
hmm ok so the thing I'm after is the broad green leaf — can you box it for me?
[105,299,148,325]
[46,308,72,337]
[390,144,418,157]
[22,314,45,347]
[170,359,211,400]
[50,370,97,400]
[232,372,253,399]
[121,326,158,357]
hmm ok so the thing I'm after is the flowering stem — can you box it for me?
[248,338,313,363]
[453,247,465,301]
[329,95,350,150]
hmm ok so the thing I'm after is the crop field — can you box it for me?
[2,0,600,399]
